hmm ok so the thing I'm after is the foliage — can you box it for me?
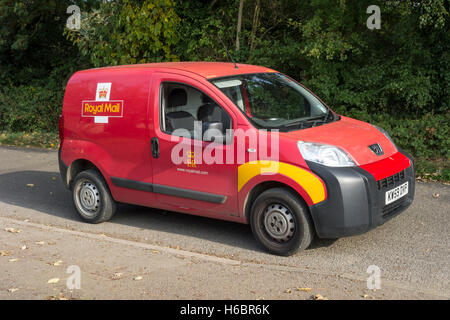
[297,0,449,120]
[0,84,63,132]
[0,0,95,86]
[0,0,448,180]
[66,0,180,66]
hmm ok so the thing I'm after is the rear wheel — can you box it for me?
[250,188,314,256]
[72,169,116,223]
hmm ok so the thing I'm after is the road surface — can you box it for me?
[0,146,448,299]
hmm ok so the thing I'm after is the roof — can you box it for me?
[80,62,277,79]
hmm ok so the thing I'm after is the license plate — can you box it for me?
[385,182,408,205]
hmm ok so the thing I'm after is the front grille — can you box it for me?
[382,196,408,219]
[377,170,405,190]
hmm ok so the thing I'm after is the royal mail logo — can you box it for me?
[96,83,111,101]
[98,88,108,99]
[82,100,124,117]
[81,83,123,123]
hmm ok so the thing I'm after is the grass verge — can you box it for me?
[0,131,59,149]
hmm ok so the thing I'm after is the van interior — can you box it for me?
[160,83,231,139]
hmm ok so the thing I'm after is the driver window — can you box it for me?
[160,82,232,140]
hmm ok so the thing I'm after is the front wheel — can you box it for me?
[250,188,314,256]
[72,169,117,224]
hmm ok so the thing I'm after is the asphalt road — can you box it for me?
[0,146,448,300]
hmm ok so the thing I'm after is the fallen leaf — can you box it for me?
[51,177,56,181]
[47,242,56,245]
[51,260,63,266]
[313,294,328,300]
[35,241,45,245]
[5,228,22,233]
[0,250,10,256]
[111,272,123,280]
[433,193,440,198]
[9,258,19,262]
[26,184,34,187]
[363,294,369,299]
[284,289,292,294]
[46,293,71,300]
[8,288,19,293]
[296,287,312,292]
[152,250,159,254]
[47,278,60,284]
[134,276,143,281]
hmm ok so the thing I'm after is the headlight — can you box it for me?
[373,125,395,145]
[297,141,356,167]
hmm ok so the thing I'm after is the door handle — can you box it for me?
[151,137,159,158]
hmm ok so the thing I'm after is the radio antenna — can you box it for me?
[217,33,238,69]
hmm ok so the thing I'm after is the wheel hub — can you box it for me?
[76,180,100,216]
[263,204,295,242]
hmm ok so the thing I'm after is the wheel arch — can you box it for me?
[243,180,312,225]
[66,158,102,190]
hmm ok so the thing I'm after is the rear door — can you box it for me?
[149,72,239,217]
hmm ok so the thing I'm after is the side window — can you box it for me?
[160,82,232,140]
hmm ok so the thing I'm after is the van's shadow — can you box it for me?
[0,170,335,252]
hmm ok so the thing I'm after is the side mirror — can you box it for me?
[202,122,225,143]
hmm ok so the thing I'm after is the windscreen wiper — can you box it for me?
[309,110,335,127]
[269,112,334,131]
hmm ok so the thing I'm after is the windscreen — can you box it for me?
[211,73,333,131]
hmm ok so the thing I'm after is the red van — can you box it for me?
[59,62,414,255]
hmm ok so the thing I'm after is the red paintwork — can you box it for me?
[95,62,275,79]
[360,152,411,181]
[282,116,398,166]
[60,62,410,224]
[241,84,253,117]
[149,72,239,216]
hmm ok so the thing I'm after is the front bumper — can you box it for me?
[307,152,415,238]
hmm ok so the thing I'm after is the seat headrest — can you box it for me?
[168,88,187,109]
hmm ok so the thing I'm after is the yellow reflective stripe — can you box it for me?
[238,161,326,204]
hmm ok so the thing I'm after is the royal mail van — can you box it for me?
[59,62,415,255]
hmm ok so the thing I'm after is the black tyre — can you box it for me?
[72,169,117,223]
[250,187,314,256]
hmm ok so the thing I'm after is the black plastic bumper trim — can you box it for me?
[306,152,415,239]
[58,148,69,189]
[110,177,227,204]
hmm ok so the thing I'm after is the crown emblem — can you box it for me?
[98,88,108,98]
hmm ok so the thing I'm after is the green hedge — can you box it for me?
[0,85,63,133]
